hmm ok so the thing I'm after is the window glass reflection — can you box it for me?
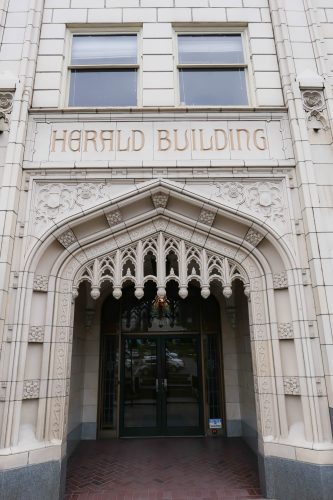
[69,69,137,107]
[178,35,244,65]
[179,68,248,106]
[71,35,137,65]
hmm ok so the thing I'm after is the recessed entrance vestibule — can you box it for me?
[69,271,256,448]
[99,281,227,438]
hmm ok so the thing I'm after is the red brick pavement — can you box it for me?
[65,437,264,500]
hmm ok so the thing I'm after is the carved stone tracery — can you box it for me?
[72,231,249,301]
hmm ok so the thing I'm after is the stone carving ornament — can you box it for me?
[245,228,264,247]
[151,192,169,209]
[283,377,301,395]
[273,271,288,289]
[33,274,48,292]
[213,181,285,225]
[199,209,216,226]
[28,326,44,343]
[302,90,328,131]
[0,91,14,122]
[278,322,294,339]
[72,231,250,302]
[57,229,77,248]
[23,380,40,399]
[106,210,123,227]
[33,183,113,225]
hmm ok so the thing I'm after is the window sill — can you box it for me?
[30,105,287,114]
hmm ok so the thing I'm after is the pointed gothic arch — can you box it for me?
[4,179,331,477]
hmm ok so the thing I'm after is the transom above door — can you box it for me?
[120,335,203,437]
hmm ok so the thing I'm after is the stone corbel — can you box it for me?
[0,73,16,133]
[298,70,328,132]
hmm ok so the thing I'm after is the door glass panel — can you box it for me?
[123,338,157,428]
[121,282,201,333]
[100,335,119,430]
[205,334,222,422]
[165,337,200,428]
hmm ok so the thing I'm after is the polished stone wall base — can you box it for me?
[259,454,333,500]
[0,459,66,500]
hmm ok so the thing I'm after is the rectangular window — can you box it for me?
[68,34,138,107]
[178,34,248,106]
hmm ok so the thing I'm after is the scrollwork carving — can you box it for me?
[33,182,113,227]
[213,181,285,226]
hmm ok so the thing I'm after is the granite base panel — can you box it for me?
[0,459,66,500]
[259,454,333,500]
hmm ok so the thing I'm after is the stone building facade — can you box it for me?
[0,0,333,499]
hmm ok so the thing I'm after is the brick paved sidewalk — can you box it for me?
[65,437,264,500]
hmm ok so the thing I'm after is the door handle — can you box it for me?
[163,378,168,391]
[155,379,159,393]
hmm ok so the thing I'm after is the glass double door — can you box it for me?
[120,335,203,436]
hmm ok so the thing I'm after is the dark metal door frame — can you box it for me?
[119,334,204,437]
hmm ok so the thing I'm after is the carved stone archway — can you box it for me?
[5,178,331,500]
[45,215,276,447]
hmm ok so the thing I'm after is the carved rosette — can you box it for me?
[33,274,48,292]
[28,326,45,343]
[245,228,264,247]
[23,380,40,399]
[283,377,300,395]
[106,210,123,227]
[0,91,14,122]
[151,192,169,209]
[301,89,328,131]
[273,272,288,289]
[198,209,216,226]
[57,229,77,248]
[278,323,294,339]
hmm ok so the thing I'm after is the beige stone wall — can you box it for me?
[0,0,333,477]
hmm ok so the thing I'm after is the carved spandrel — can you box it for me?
[213,181,286,228]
